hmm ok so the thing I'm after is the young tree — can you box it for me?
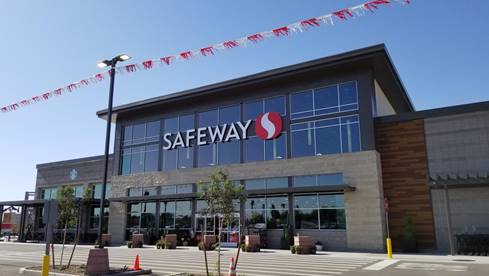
[199,171,246,276]
[56,186,77,269]
[67,187,92,268]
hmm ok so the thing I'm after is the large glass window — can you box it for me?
[293,173,343,187]
[245,196,289,229]
[121,120,161,175]
[41,187,58,200]
[291,115,360,158]
[244,133,287,163]
[294,194,345,230]
[92,183,112,199]
[126,202,157,231]
[198,110,218,167]
[122,120,161,146]
[89,206,109,230]
[243,96,286,121]
[73,186,84,198]
[162,115,196,171]
[290,81,358,119]
[244,177,288,190]
[159,200,192,230]
[128,187,158,197]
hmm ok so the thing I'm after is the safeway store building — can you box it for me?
[1,45,488,252]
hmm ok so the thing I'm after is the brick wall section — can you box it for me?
[375,119,436,250]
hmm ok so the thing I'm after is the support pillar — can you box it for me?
[0,205,4,235]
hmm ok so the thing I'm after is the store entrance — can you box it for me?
[195,213,240,248]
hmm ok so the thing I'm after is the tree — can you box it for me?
[67,187,92,268]
[199,171,246,276]
[56,186,77,269]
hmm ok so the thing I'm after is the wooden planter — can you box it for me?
[294,236,314,254]
[101,234,112,246]
[245,235,261,252]
[132,234,144,248]
[164,234,177,249]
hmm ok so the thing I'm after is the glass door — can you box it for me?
[195,214,215,242]
[219,212,240,248]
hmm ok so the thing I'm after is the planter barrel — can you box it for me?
[294,236,313,254]
[101,234,112,246]
[245,235,260,251]
[204,235,216,248]
[164,234,177,249]
[132,234,144,248]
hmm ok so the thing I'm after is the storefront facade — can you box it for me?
[3,45,487,252]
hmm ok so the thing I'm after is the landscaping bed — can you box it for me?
[24,265,151,276]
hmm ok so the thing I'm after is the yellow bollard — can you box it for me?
[386,238,393,259]
[42,255,50,276]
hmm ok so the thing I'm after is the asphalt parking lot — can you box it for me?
[0,242,488,276]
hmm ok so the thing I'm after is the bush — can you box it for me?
[290,245,296,254]
[155,239,165,249]
[127,241,133,248]
[198,241,216,251]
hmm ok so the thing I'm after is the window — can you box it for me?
[121,121,161,175]
[291,115,361,158]
[159,200,192,230]
[128,187,158,197]
[218,105,240,165]
[126,202,157,230]
[244,133,287,163]
[161,185,177,195]
[290,81,358,119]
[89,207,109,230]
[122,121,161,146]
[177,184,193,194]
[293,173,343,187]
[92,183,112,199]
[244,177,288,190]
[294,194,345,230]
[243,96,286,121]
[41,187,57,200]
[198,143,217,167]
[162,115,196,170]
[73,186,84,198]
[245,196,288,229]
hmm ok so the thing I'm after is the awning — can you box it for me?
[109,184,355,203]
[429,173,489,189]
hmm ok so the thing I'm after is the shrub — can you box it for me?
[198,241,216,251]
[290,245,296,254]
[127,241,133,248]
[156,239,165,249]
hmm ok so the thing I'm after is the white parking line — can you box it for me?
[363,259,399,271]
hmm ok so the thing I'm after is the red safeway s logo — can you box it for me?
[255,112,282,140]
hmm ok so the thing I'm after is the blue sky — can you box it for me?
[0,1,488,201]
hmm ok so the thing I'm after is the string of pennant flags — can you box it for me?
[0,0,411,114]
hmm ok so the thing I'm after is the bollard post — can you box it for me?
[41,255,50,276]
[386,238,393,259]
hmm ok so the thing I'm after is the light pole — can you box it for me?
[96,54,130,248]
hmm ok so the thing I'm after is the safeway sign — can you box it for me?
[162,112,282,150]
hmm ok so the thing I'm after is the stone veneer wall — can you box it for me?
[375,119,436,251]
[108,151,386,251]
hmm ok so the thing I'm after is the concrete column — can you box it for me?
[108,202,126,245]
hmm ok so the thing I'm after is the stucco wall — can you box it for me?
[425,110,489,251]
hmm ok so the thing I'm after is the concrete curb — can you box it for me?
[19,267,153,276]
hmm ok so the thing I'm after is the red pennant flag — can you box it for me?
[20,100,30,106]
[95,73,104,81]
[272,26,290,37]
[32,96,41,102]
[42,92,51,100]
[125,64,137,72]
[53,88,63,96]
[333,8,354,20]
[301,18,320,28]
[1,107,7,113]
[364,0,390,12]
[142,60,153,69]
[80,79,89,86]
[200,46,214,56]
[160,56,174,65]
[223,40,239,49]
[247,33,264,43]
[67,83,77,92]
[179,51,193,60]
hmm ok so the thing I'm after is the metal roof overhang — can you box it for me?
[109,184,355,202]
[97,44,414,122]
[0,198,102,206]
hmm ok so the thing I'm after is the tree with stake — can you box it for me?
[56,186,77,269]
[67,187,92,269]
[199,171,246,276]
